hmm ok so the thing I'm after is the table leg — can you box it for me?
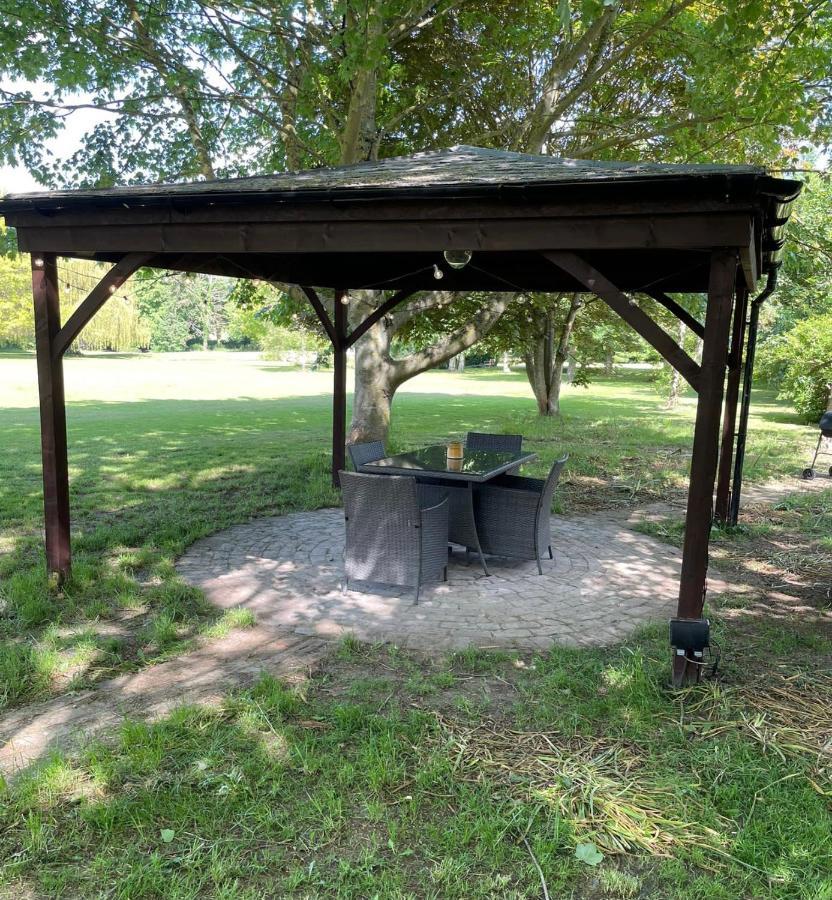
[467,482,489,577]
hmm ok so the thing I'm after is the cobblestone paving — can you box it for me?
[178,508,729,651]
[13,482,822,778]
[1,503,742,776]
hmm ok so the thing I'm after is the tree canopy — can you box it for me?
[2,2,830,183]
[2,1,831,433]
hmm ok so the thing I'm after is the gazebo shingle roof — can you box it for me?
[0,145,800,292]
[2,145,797,205]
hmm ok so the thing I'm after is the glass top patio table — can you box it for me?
[359,444,537,482]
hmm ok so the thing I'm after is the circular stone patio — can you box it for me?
[177,508,729,652]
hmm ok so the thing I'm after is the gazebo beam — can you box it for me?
[16,213,755,256]
[32,254,71,582]
[345,288,415,348]
[543,251,702,392]
[646,291,705,339]
[300,286,418,484]
[674,250,736,685]
[300,285,338,347]
[53,253,153,359]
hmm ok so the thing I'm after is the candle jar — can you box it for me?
[447,440,464,460]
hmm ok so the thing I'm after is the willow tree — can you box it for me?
[1,1,830,439]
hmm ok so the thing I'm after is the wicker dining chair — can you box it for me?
[347,440,386,470]
[474,454,568,574]
[339,470,448,604]
[466,431,524,475]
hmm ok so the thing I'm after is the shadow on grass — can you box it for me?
[0,384,814,733]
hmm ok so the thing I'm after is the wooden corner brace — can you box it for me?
[52,252,154,360]
[542,250,701,393]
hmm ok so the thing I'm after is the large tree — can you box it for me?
[2,1,830,439]
[757,171,832,420]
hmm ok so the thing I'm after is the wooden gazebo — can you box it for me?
[0,146,801,684]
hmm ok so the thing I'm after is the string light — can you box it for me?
[340,291,350,305]
[432,263,444,280]
[443,249,472,270]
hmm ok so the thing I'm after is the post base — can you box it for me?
[672,651,702,687]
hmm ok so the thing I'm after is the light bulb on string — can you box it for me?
[433,264,444,280]
[340,291,350,305]
[443,249,472,270]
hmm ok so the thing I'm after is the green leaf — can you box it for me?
[160,828,175,843]
[575,842,604,866]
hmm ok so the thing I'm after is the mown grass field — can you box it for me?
[1,350,830,898]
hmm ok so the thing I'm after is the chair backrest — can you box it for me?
[466,432,523,455]
[347,440,386,470]
[339,471,420,584]
[536,454,569,521]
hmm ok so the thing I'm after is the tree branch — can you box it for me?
[392,293,513,384]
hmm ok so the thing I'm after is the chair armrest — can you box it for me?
[487,474,545,493]
[476,484,541,513]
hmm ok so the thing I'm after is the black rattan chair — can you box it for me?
[466,431,523,475]
[347,440,386,470]
[473,454,568,574]
[339,470,448,604]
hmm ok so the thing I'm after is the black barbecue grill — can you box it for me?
[802,408,832,480]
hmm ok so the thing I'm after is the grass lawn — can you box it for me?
[1,350,830,898]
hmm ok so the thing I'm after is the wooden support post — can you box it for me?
[714,284,748,524]
[332,290,347,487]
[674,250,736,686]
[32,254,71,582]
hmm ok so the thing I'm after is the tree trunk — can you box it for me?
[348,292,512,443]
[604,348,614,375]
[524,329,565,416]
[501,352,511,373]
[566,354,577,384]
[665,320,686,408]
[454,352,465,372]
[349,325,396,443]
[523,294,582,416]
[525,342,550,415]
